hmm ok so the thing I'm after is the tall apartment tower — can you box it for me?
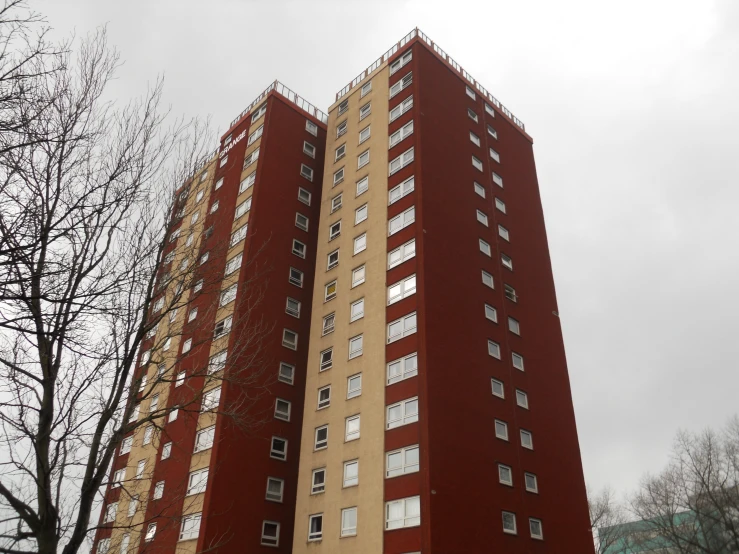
[292,30,594,553]
[94,83,328,554]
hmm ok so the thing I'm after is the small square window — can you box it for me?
[348,335,363,359]
[468,108,478,122]
[502,511,517,534]
[359,102,371,120]
[512,352,524,371]
[289,267,304,287]
[335,143,346,161]
[343,461,359,488]
[493,172,504,187]
[495,197,506,213]
[495,420,509,441]
[501,254,513,271]
[322,313,335,336]
[516,389,529,409]
[327,249,339,270]
[361,80,372,97]
[469,131,480,146]
[479,239,491,257]
[358,149,370,168]
[474,181,486,198]
[347,374,362,399]
[304,141,316,158]
[292,239,306,258]
[270,437,287,460]
[525,473,539,493]
[298,187,312,206]
[306,120,318,136]
[498,464,513,486]
[521,430,534,450]
[359,125,371,143]
[490,148,500,163]
[505,284,517,302]
[350,298,364,322]
[338,99,349,116]
[261,521,280,546]
[300,164,314,181]
[466,85,476,99]
[295,213,309,231]
[530,518,544,539]
[282,329,298,350]
[472,156,483,171]
[317,386,331,410]
[352,265,366,287]
[278,362,295,384]
[482,270,494,289]
[274,398,291,421]
[485,304,497,322]
[491,378,504,398]
[355,204,368,225]
[311,468,326,494]
[345,415,360,441]
[477,210,488,226]
[353,233,367,255]
[325,280,337,301]
[308,514,323,541]
[329,221,341,241]
[314,425,328,450]
[488,340,501,359]
[331,193,343,213]
[356,176,369,197]
[508,317,520,335]
[498,225,510,241]
[333,167,345,186]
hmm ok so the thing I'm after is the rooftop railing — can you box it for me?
[227,80,328,131]
[335,28,525,132]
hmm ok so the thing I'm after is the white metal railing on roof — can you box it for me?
[335,28,525,132]
[228,80,328,130]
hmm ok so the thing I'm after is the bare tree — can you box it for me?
[0,7,273,554]
[631,418,739,554]
[590,485,632,553]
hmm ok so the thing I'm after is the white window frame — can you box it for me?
[247,124,263,146]
[331,193,343,212]
[386,397,419,429]
[493,172,504,187]
[477,210,489,226]
[295,212,309,231]
[357,149,370,169]
[469,131,480,146]
[282,329,298,350]
[286,297,301,318]
[311,468,326,494]
[488,340,501,359]
[498,464,513,486]
[266,477,284,502]
[335,143,346,161]
[350,298,364,322]
[324,280,337,301]
[530,518,544,540]
[327,249,339,270]
[220,283,237,306]
[336,120,347,138]
[491,378,505,399]
[359,102,371,120]
[243,147,259,169]
[347,373,362,399]
[387,352,418,385]
[502,511,517,535]
[390,95,413,122]
[495,420,509,441]
[386,444,419,478]
[298,187,312,205]
[479,239,492,256]
[270,436,287,460]
[508,316,520,335]
[348,335,363,359]
[385,495,420,530]
[194,426,215,453]
[474,181,486,198]
[356,175,369,196]
[317,385,331,410]
[333,167,345,186]
[388,206,415,236]
[153,481,164,499]
[388,239,416,269]
[495,197,506,213]
[389,71,413,99]
[261,521,280,546]
[322,313,335,336]
[389,175,414,205]
[482,270,494,288]
[278,362,295,385]
[289,267,304,288]
[472,155,483,171]
[300,164,313,182]
[490,147,500,163]
[468,108,478,122]
[525,473,539,493]
[389,49,412,75]
[352,265,365,287]
[314,425,328,451]
[361,80,372,97]
[521,429,534,450]
[201,387,221,412]
[485,304,498,322]
[353,233,367,255]
[292,239,307,258]
[387,274,416,305]
[329,220,341,240]
[186,468,209,496]
[389,120,414,148]
[230,224,247,246]
[501,253,513,270]
[498,224,509,241]
[343,461,359,488]
[389,147,414,175]
[225,252,243,276]
[359,125,371,143]
[308,514,323,541]
[341,507,358,537]
[355,204,368,225]
[337,99,349,116]
[303,141,316,158]
[345,414,360,441]
[240,171,256,193]
[306,120,318,136]
[179,513,201,542]
[275,398,291,421]
[387,312,417,343]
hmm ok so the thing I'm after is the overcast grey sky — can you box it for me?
[41,0,739,499]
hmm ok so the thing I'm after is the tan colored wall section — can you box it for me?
[293,63,391,553]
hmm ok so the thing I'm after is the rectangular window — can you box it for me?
[324,280,337,301]
[495,197,506,213]
[308,514,323,541]
[194,426,215,453]
[220,283,237,306]
[210,200,220,214]
[97,539,110,554]
[508,317,520,335]
[127,499,138,521]
[322,313,335,336]
[387,352,418,385]
[385,496,420,529]
[282,329,298,350]
[179,513,201,541]
[359,125,371,143]
[303,141,315,158]
[498,224,509,241]
[501,253,513,270]
[479,239,492,256]
[337,120,347,138]
[359,102,371,120]
[341,507,358,537]
[230,224,247,246]
[266,478,284,502]
[388,238,416,269]
[389,120,414,148]
[348,335,363,359]
[275,398,291,421]
[105,502,117,522]
[327,249,339,270]
[498,464,513,486]
[208,351,227,374]
[112,468,125,488]
[278,362,295,384]
[320,348,333,371]
[240,171,256,193]
[490,147,500,163]
[220,155,228,168]
[468,108,478,122]
[261,521,280,547]
[389,175,414,205]
[491,378,505,398]
[474,182,486,198]
[521,430,534,449]
[487,124,498,139]
[356,175,369,196]
[298,187,311,205]
[317,385,331,410]
[292,239,307,258]
[329,220,341,240]
[355,204,368,225]
[358,149,370,168]
[120,436,132,455]
[251,103,267,122]
[361,80,372,97]
[306,120,318,136]
[469,131,480,146]
[477,210,489,226]
[389,206,415,235]
[347,373,362,399]
[488,340,501,359]
[270,436,287,460]
[390,95,414,122]
[530,518,544,539]
[353,233,367,255]
[387,312,417,343]
[333,167,345,186]
[493,172,504,187]
[485,304,498,322]
[242,147,259,169]
[143,426,153,445]
[295,212,309,231]
[350,298,365,322]
[386,445,419,477]
[331,193,343,213]
[502,511,517,534]
[466,85,476,99]
[225,253,242,276]
[186,468,209,496]
[343,460,359,488]
[472,156,483,171]
[136,459,145,479]
[289,267,304,288]
[314,425,328,450]
[247,124,263,146]
[286,297,301,318]
[495,420,509,441]
[335,143,346,161]
[300,164,313,181]
[482,270,494,288]
[352,265,365,287]
[153,481,164,499]
[389,49,412,74]
[485,103,496,117]
[201,387,221,412]
[311,468,326,494]
[515,390,529,410]
[337,99,349,116]
[386,397,419,429]
[389,147,414,175]
[525,473,539,493]
[175,372,185,387]
[390,71,413,98]
[345,415,360,441]
[388,274,416,305]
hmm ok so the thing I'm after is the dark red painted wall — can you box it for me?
[386,40,593,553]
